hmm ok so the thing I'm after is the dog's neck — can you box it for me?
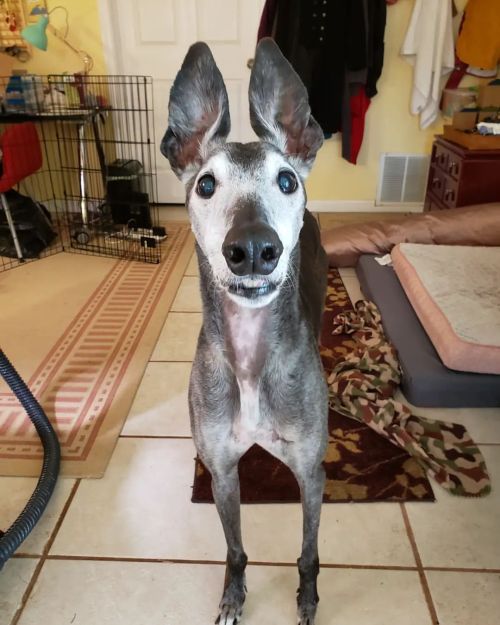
[196,243,301,376]
[223,299,270,384]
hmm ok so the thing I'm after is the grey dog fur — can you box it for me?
[162,38,328,625]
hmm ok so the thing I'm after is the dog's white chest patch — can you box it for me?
[226,304,268,380]
[226,304,277,447]
[234,379,283,450]
[235,379,260,439]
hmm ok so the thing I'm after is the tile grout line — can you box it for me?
[10,479,81,625]
[11,554,40,559]
[400,503,439,625]
[424,565,500,574]
[12,551,500,575]
[40,554,420,571]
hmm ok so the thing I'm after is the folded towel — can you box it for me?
[401,0,455,128]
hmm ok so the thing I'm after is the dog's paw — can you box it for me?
[297,601,318,625]
[215,602,242,625]
[296,587,318,625]
[215,584,246,625]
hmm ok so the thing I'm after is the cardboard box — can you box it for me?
[451,110,495,130]
[452,110,478,130]
[446,81,500,149]
[477,83,500,108]
[443,125,500,150]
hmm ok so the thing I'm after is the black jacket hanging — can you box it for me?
[257,0,387,162]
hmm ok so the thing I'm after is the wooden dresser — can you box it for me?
[424,137,500,211]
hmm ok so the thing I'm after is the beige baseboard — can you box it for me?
[308,200,424,213]
[155,201,424,216]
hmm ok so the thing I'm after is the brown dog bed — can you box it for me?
[321,203,500,267]
[356,254,500,408]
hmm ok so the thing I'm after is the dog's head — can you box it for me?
[161,38,323,308]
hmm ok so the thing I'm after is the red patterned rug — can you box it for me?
[192,270,435,503]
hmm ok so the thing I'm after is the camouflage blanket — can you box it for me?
[327,300,491,497]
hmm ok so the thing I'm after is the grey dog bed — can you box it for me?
[355,255,500,408]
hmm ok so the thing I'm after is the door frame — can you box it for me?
[97,0,123,75]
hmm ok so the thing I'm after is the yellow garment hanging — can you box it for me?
[456,0,500,69]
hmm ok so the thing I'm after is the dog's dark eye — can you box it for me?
[277,170,297,194]
[196,174,216,198]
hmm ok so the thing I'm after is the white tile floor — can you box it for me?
[2,213,500,625]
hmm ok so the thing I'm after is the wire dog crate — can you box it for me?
[0,73,164,273]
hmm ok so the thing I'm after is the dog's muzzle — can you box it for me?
[222,222,283,278]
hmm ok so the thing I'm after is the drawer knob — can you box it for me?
[448,161,458,175]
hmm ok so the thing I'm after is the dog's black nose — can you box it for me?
[222,222,283,276]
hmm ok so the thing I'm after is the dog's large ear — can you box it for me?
[249,38,323,177]
[161,42,230,181]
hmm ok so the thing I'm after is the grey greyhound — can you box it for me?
[161,38,329,625]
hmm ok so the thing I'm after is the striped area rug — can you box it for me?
[0,222,193,477]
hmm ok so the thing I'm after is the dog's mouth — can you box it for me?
[228,282,278,300]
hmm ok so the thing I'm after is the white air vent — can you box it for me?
[377,154,430,205]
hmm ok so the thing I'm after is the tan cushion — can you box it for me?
[392,243,500,375]
[321,203,500,267]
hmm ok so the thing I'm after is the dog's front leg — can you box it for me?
[294,461,326,625]
[208,454,247,625]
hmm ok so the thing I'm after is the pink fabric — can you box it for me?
[391,245,500,375]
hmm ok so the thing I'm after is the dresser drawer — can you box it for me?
[442,175,459,208]
[427,165,445,200]
[445,153,462,180]
[433,143,449,172]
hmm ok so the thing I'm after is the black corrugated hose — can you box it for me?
[0,349,60,570]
